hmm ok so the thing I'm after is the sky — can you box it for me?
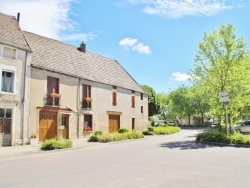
[1,0,250,94]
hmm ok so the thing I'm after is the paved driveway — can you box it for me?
[0,129,250,188]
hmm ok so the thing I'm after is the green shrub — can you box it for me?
[147,126,154,132]
[88,135,99,142]
[196,130,250,145]
[126,130,144,139]
[142,130,155,135]
[118,128,129,133]
[88,130,144,143]
[40,139,72,150]
[94,130,103,136]
[143,126,180,135]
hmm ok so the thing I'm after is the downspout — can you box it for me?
[77,78,81,138]
[22,51,28,145]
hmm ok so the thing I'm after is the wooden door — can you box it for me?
[109,115,120,133]
[39,112,57,142]
[62,115,69,139]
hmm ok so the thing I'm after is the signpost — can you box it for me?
[219,90,229,135]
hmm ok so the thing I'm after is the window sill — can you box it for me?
[0,91,16,95]
[45,105,60,108]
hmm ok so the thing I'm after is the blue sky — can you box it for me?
[1,0,250,93]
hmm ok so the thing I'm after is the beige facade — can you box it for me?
[0,12,148,145]
[0,44,31,146]
[30,67,148,141]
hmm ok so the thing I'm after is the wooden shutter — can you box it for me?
[132,96,135,108]
[112,92,117,106]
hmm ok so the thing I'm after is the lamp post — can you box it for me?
[219,89,229,135]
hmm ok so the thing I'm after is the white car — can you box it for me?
[232,121,250,133]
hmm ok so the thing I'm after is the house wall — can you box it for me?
[0,44,31,146]
[30,67,148,140]
[29,68,79,139]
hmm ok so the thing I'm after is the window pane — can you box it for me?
[6,109,11,118]
[0,109,4,118]
[2,71,14,93]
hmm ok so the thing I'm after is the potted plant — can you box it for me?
[85,97,93,103]
[30,134,38,146]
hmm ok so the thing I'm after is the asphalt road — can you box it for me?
[0,129,250,188]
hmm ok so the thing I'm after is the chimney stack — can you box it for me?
[17,12,20,23]
[77,42,86,53]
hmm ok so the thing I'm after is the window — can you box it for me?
[132,118,135,130]
[131,96,135,108]
[0,108,11,134]
[47,76,59,106]
[141,93,143,100]
[82,84,91,108]
[3,47,16,59]
[84,115,92,132]
[0,65,16,94]
[112,91,117,106]
[1,71,14,93]
[141,106,143,113]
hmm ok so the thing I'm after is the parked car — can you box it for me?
[154,121,165,126]
[231,120,250,133]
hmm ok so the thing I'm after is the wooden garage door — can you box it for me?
[109,115,120,133]
[39,112,57,142]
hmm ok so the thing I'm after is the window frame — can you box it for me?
[82,84,92,108]
[0,64,17,95]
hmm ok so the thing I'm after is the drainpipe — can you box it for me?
[77,78,81,138]
[22,51,28,145]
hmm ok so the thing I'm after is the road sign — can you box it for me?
[223,101,229,106]
[219,91,228,97]
[219,97,229,102]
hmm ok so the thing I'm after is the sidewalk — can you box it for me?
[0,138,103,160]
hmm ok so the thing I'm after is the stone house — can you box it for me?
[0,13,32,146]
[0,12,148,145]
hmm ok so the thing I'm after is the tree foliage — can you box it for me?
[141,85,160,116]
[191,24,250,122]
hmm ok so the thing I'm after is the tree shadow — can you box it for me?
[160,141,213,150]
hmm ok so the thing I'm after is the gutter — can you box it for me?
[22,51,28,145]
[77,78,81,138]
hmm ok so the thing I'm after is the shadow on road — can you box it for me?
[160,141,212,150]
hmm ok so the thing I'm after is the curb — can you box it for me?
[197,141,250,148]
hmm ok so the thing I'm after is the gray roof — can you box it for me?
[24,31,145,93]
[0,13,31,51]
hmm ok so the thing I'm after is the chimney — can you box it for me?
[17,12,20,23]
[77,42,86,53]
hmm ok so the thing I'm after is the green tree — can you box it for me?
[169,86,197,126]
[141,85,160,116]
[192,24,250,122]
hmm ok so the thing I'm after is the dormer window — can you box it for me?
[3,47,16,59]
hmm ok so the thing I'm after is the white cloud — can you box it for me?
[119,38,138,46]
[128,0,237,19]
[171,72,191,81]
[133,43,151,54]
[119,37,151,54]
[0,0,95,42]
